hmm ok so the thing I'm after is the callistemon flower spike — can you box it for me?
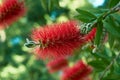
[46,57,68,73]
[61,60,93,80]
[31,20,85,59]
[0,0,25,29]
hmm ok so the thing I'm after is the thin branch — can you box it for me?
[99,52,120,80]
[103,2,120,19]
[92,2,120,79]
[81,1,120,34]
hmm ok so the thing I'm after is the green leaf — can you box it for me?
[47,0,51,12]
[109,16,120,32]
[40,0,59,12]
[89,60,107,71]
[111,14,120,23]
[93,53,110,62]
[103,20,120,38]
[108,34,115,49]
[94,22,103,46]
[75,9,97,22]
[76,9,97,18]
[40,0,47,11]
[114,61,120,75]
[108,0,120,8]
[103,75,120,80]
[74,15,94,23]
[92,47,112,62]
[48,0,60,11]
[104,47,113,58]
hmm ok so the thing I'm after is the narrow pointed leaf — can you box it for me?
[103,21,120,37]
[94,22,103,46]
[108,34,115,48]
[76,9,97,18]
[75,9,97,22]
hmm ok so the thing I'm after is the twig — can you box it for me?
[99,52,120,80]
[81,1,120,34]
[103,2,120,19]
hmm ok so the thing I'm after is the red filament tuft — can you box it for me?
[83,28,96,42]
[61,60,93,80]
[46,57,68,73]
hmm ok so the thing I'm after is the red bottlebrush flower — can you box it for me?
[31,21,85,59]
[0,0,25,29]
[46,57,68,73]
[83,28,96,42]
[61,60,93,80]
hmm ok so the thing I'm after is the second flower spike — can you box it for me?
[61,60,93,80]
[0,0,26,29]
[46,57,68,73]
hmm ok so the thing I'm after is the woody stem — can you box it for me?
[99,52,120,80]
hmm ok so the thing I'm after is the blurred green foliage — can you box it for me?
[0,0,120,80]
